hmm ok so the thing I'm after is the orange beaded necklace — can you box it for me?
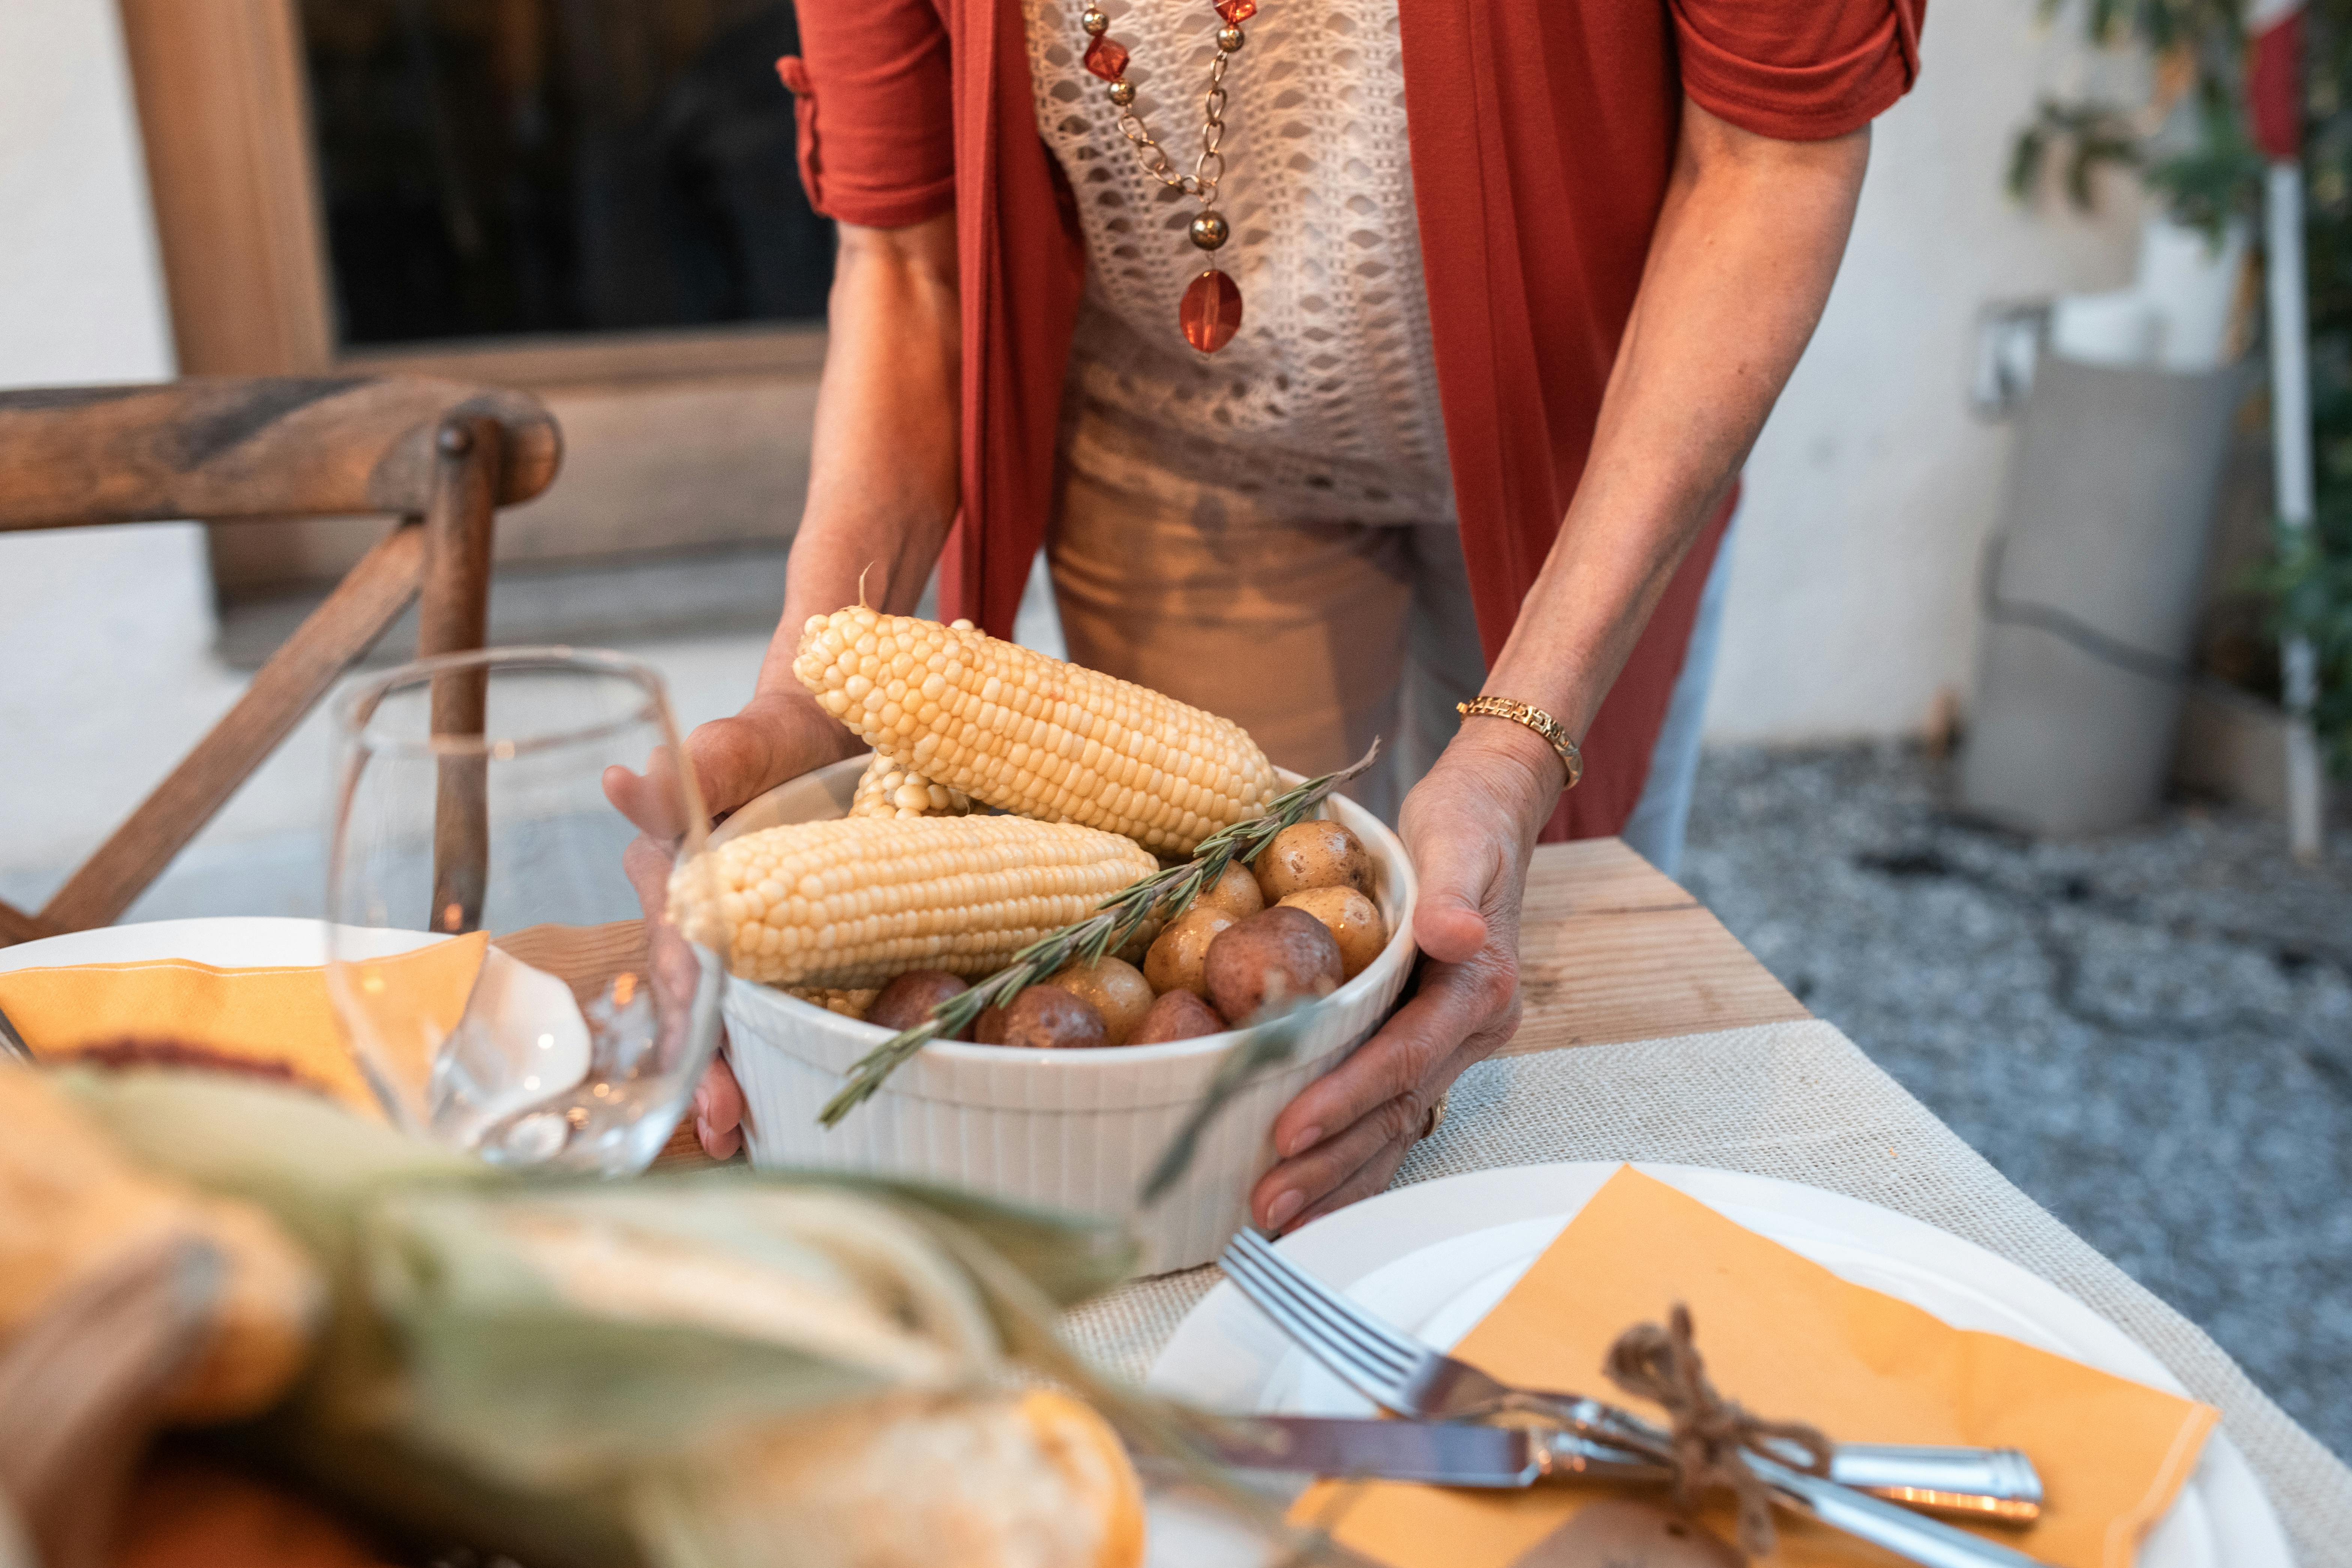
[1078,1,1257,353]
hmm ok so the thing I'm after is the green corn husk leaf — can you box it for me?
[735,1167,1140,1308]
[361,1182,1005,1488]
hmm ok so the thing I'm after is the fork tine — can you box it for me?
[1219,1230,1427,1404]
[1219,1238,1411,1387]
[1219,1244,1416,1404]
[1226,1230,1428,1367]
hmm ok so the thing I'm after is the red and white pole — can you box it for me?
[2248,0,2324,856]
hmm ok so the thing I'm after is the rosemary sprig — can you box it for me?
[816,741,1381,1126]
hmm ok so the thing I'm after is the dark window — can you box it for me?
[300,0,832,346]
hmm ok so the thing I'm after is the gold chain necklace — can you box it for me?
[1079,1,1257,353]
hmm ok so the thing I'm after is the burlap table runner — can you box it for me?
[1059,1019,2352,1567]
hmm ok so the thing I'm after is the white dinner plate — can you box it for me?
[1143,1161,2290,1568]
[0,915,430,973]
[0,916,590,1124]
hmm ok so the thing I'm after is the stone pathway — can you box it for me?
[1682,743,2352,1460]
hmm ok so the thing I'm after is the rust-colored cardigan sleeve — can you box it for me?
[1674,0,1924,141]
[780,0,956,228]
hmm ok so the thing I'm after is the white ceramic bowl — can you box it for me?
[713,756,1419,1271]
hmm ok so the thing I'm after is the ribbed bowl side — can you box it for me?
[726,948,1407,1271]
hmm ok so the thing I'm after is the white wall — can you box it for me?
[1704,0,2149,742]
[0,0,222,891]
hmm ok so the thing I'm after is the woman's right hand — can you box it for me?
[605,687,861,1159]
[608,688,859,838]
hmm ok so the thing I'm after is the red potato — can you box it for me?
[866,969,969,1033]
[1277,886,1387,980]
[1041,956,1156,1047]
[1127,989,1227,1045]
[1143,907,1237,999]
[1204,906,1344,1025]
[975,986,1109,1050]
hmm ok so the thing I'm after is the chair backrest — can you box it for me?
[0,376,558,530]
[0,375,562,945]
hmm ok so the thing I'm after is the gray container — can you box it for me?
[1959,355,2247,835]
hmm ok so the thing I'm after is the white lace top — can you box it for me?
[1022,0,1456,525]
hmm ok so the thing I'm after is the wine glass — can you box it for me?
[325,647,728,1174]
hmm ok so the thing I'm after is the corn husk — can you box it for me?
[48,1069,1153,1567]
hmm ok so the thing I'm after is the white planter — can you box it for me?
[712,758,1419,1272]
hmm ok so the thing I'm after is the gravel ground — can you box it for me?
[1681,743,2352,1462]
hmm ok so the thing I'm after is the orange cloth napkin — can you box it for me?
[1293,1167,2216,1568]
[0,933,489,1117]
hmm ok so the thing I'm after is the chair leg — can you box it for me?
[0,900,58,946]
[32,525,429,938]
[417,416,502,935]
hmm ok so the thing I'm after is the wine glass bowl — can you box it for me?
[326,647,725,1175]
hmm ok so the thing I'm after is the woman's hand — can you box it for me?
[605,689,862,1159]
[1248,722,1564,1232]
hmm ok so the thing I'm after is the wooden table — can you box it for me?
[1509,838,1810,1052]
[107,839,1809,1568]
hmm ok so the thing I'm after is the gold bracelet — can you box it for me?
[1456,696,1584,790]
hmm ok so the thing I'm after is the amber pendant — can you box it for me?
[1180,269,1243,353]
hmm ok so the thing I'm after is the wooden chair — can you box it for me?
[0,376,562,948]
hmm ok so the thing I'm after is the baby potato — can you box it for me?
[1278,886,1388,980]
[1254,819,1374,902]
[1113,917,1162,966]
[1128,989,1228,1045]
[1194,860,1265,920]
[866,969,969,1033]
[975,986,1108,1050]
[1042,956,1156,1046]
[1143,907,1238,999]
[1204,906,1344,1025]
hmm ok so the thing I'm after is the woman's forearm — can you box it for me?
[751,212,963,711]
[1483,100,1870,746]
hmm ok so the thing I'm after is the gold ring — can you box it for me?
[1419,1092,1449,1142]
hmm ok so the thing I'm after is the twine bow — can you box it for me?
[1602,1304,1834,1558]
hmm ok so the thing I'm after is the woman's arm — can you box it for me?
[1251,99,1872,1231]
[608,214,958,1158]
[1476,100,1869,770]
[687,212,963,815]
[611,212,962,832]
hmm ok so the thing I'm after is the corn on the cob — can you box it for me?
[848,756,970,819]
[674,815,1158,989]
[787,986,881,1019]
[792,607,1279,856]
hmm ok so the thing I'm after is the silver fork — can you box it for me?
[1221,1228,2056,1568]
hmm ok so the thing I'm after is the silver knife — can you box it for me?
[1204,1414,1665,1488]
[1206,1416,2043,1526]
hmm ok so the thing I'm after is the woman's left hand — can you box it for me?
[1249,722,1564,1233]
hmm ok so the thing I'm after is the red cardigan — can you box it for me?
[781,0,1922,839]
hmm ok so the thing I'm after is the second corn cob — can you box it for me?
[674,815,1158,989]
[792,608,1280,856]
[848,756,970,820]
